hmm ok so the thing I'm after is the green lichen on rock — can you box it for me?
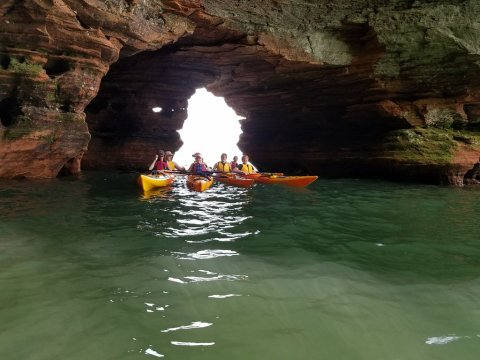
[7,58,44,76]
[2,115,33,140]
[56,112,81,122]
[40,131,56,145]
[424,108,464,129]
[382,127,480,164]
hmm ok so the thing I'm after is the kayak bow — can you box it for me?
[187,175,214,192]
[138,173,174,191]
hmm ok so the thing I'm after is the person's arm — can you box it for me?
[148,155,158,171]
[173,161,185,171]
[212,162,219,171]
[187,163,194,172]
[232,164,242,173]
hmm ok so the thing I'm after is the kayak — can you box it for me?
[241,173,262,179]
[216,174,255,188]
[138,173,174,191]
[187,175,214,192]
[241,173,283,179]
[255,175,318,187]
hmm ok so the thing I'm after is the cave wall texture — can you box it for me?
[1,0,480,184]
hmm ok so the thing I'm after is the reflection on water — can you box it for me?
[140,187,173,201]
[1,173,480,359]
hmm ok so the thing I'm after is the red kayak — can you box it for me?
[255,175,318,187]
[216,174,255,188]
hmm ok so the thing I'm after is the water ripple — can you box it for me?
[161,321,212,333]
[425,335,473,345]
[145,348,164,357]
[208,294,242,299]
[168,273,247,284]
[172,249,239,260]
[171,341,215,347]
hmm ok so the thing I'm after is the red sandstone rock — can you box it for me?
[1,1,480,184]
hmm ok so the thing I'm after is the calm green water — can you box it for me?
[1,172,480,360]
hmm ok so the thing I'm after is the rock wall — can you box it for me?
[1,0,480,184]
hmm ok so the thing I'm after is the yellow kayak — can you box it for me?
[137,173,174,191]
[187,175,214,192]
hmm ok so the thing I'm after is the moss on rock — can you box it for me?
[7,58,44,76]
[382,127,480,164]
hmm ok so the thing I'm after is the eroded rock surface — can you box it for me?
[1,0,480,184]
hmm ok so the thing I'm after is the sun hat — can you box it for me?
[192,152,201,157]
[165,151,173,156]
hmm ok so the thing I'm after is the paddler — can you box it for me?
[188,152,211,175]
[213,153,231,173]
[234,154,257,175]
[230,155,239,170]
[148,150,169,174]
[165,150,185,171]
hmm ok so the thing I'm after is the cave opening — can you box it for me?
[174,88,244,168]
[44,59,70,77]
[82,36,387,175]
[0,97,21,127]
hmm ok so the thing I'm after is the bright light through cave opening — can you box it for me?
[174,88,244,168]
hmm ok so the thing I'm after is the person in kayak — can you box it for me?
[149,150,169,174]
[188,153,211,175]
[213,153,231,173]
[234,154,257,174]
[165,151,185,171]
[230,155,238,170]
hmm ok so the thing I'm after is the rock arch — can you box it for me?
[1,1,480,184]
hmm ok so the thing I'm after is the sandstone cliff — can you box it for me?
[1,0,480,185]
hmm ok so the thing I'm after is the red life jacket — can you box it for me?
[154,161,168,170]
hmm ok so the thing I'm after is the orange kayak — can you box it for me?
[242,173,283,179]
[255,175,318,187]
[241,173,262,179]
[216,175,255,188]
[187,175,214,192]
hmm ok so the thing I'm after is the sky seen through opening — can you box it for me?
[172,88,244,168]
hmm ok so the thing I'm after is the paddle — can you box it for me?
[163,169,285,178]
[165,169,235,177]
[164,170,213,176]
